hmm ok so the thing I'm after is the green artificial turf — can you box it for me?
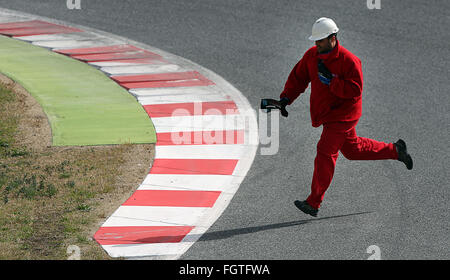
[0,35,156,146]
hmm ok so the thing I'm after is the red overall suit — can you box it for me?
[280,40,398,209]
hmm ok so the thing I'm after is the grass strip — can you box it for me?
[0,35,156,146]
[0,80,154,259]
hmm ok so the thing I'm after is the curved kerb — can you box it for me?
[0,8,258,260]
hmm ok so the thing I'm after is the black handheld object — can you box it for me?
[260,98,289,117]
[317,60,332,80]
[317,59,333,85]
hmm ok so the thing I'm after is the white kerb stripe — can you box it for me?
[0,16,28,23]
[137,93,230,105]
[89,60,167,67]
[139,174,237,192]
[151,114,246,133]
[155,144,248,159]
[101,243,191,259]
[16,32,102,42]
[130,85,222,97]
[101,64,183,75]
[101,206,210,227]
[32,38,120,49]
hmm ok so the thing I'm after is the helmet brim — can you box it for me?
[308,28,339,41]
[308,34,328,41]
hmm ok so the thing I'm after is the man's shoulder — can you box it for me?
[304,46,317,57]
[339,44,361,63]
[337,45,361,71]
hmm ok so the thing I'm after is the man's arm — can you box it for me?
[280,51,311,104]
[329,57,363,100]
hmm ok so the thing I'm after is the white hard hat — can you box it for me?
[308,17,339,41]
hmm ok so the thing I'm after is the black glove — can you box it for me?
[279,97,289,107]
[279,97,289,117]
[260,98,289,117]
[317,60,333,85]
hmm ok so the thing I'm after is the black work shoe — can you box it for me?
[394,139,413,170]
[294,200,319,217]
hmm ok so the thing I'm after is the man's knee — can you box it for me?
[341,148,356,160]
[316,141,339,158]
[340,142,361,160]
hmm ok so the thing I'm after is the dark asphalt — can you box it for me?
[1,0,448,259]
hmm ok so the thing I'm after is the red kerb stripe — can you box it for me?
[123,190,221,207]
[94,226,194,245]
[156,130,245,145]
[112,71,214,89]
[71,50,161,62]
[143,101,238,118]
[150,159,238,175]
[0,26,82,37]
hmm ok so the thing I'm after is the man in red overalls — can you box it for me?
[277,18,413,217]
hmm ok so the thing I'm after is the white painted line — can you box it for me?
[101,64,183,75]
[155,144,248,159]
[101,206,210,227]
[137,93,231,105]
[139,174,238,192]
[151,114,246,133]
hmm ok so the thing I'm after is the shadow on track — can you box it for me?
[195,211,373,242]
[132,212,373,244]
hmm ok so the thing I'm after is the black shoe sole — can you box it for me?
[395,139,413,170]
[294,200,318,217]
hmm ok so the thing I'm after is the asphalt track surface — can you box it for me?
[1,0,448,260]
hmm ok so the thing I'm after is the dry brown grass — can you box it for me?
[0,75,155,259]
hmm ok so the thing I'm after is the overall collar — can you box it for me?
[317,39,340,61]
